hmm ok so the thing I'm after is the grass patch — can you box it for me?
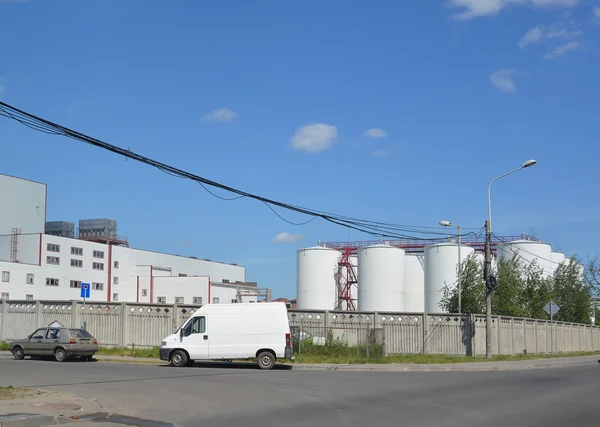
[292,338,600,364]
[0,341,9,351]
[97,346,160,359]
[0,386,41,400]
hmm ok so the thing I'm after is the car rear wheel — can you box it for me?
[170,350,188,367]
[13,346,25,360]
[55,348,67,362]
[257,351,276,370]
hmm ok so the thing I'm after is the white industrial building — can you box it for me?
[0,173,265,304]
[296,236,581,313]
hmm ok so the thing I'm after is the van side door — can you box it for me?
[180,316,209,360]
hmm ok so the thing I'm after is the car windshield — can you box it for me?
[69,329,94,338]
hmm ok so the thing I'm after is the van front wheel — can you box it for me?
[257,351,276,370]
[170,350,188,368]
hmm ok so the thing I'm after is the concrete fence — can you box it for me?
[1,300,599,357]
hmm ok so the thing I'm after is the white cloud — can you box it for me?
[289,123,338,153]
[518,23,581,48]
[363,128,388,138]
[449,0,580,20]
[0,76,6,98]
[490,69,518,93]
[273,232,305,243]
[544,41,580,59]
[594,6,600,18]
[202,107,238,123]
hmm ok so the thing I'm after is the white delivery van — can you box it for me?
[159,302,294,370]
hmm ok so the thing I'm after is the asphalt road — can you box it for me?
[0,355,598,427]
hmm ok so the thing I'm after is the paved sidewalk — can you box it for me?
[91,353,600,371]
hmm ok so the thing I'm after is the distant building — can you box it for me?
[0,173,264,304]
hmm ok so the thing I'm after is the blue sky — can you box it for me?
[1,0,599,298]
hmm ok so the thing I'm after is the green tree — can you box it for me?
[521,261,552,319]
[551,258,593,324]
[492,255,528,317]
[439,255,485,314]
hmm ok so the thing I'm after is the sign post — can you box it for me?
[543,301,560,357]
[81,283,90,330]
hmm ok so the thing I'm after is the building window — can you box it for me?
[113,277,119,284]
[26,273,34,284]
[1,292,8,301]
[178,273,187,277]
[71,247,83,255]
[223,279,230,283]
[113,293,119,301]
[212,297,219,304]
[142,289,148,297]
[46,278,59,287]
[92,282,104,291]
[193,297,202,305]
[157,296,166,304]
[71,259,83,268]
[93,262,104,270]
[93,250,104,259]
[114,261,119,269]
[26,294,33,301]
[70,280,82,289]
[175,297,184,304]
[47,256,60,265]
[47,243,60,252]
[2,271,9,282]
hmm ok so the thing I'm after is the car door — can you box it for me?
[179,316,209,360]
[42,328,61,356]
[26,328,47,356]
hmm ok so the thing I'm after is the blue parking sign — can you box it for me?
[81,283,90,299]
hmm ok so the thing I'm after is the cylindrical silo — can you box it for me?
[497,240,553,278]
[357,244,405,312]
[296,246,342,310]
[404,254,424,312]
[424,243,475,313]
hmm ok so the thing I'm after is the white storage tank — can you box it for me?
[357,244,405,312]
[424,242,475,313]
[497,240,553,278]
[296,246,342,310]
[404,254,425,312]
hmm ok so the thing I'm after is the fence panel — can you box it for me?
[40,302,75,329]
[379,313,423,354]
[425,314,468,355]
[82,303,122,347]
[126,304,172,348]
[2,302,37,341]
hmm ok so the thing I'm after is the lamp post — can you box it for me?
[439,220,462,314]
[485,159,537,358]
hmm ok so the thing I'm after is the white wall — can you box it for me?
[0,233,256,304]
[153,276,209,305]
[0,174,46,262]
[113,246,245,284]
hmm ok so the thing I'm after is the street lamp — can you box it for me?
[485,159,537,358]
[439,220,462,314]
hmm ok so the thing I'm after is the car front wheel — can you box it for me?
[170,350,188,367]
[13,346,25,360]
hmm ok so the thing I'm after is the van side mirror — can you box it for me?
[180,328,184,338]
[28,334,32,340]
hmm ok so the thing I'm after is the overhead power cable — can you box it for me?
[0,100,473,240]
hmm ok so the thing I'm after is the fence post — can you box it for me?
[422,312,428,354]
[120,302,128,347]
[510,318,515,356]
[172,304,179,333]
[72,301,80,329]
[0,299,7,341]
[35,301,42,328]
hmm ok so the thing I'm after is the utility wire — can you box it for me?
[0,100,469,240]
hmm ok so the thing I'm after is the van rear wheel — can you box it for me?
[170,350,188,367]
[257,351,276,370]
